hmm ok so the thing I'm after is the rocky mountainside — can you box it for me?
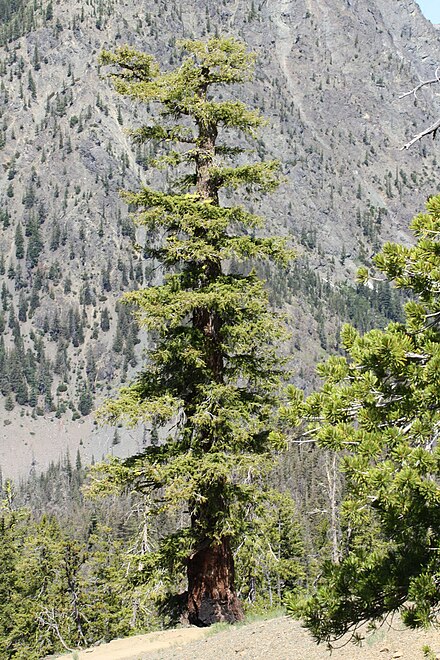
[0,0,439,479]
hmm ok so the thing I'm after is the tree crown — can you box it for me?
[91,39,292,561]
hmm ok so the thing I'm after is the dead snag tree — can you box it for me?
[95,37,291,626]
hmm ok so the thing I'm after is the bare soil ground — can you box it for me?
[59,615,440,660]
[0,411,145,480]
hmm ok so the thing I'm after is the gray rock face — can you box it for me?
[0,0,439,477]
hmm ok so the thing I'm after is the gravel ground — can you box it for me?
[149,616,440,660]
[60,615,440,660]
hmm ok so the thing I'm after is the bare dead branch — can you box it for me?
[37,608,77,653]
[400,67,440,149]
[401,117,440,150]
[399,67,440,100]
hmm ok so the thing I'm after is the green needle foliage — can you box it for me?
[286,195,440,644]
[92,37,293,625]
[0,506,144,659]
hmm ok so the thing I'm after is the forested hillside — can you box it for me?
[0,0,439,477]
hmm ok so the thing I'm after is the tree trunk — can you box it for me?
[325,451,341,563]
[187,536,244,626]
[185,101,242,629]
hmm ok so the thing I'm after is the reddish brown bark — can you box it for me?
[187,536,244,626]
[185,83,242,628]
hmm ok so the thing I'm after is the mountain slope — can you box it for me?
[0,0,439,478]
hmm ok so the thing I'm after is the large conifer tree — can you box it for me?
[94,38,291,625]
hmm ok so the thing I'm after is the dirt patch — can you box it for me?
[59,627,208,660]
[57,615,440,660]
[148,616,440,660]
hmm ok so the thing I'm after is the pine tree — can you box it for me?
[4,394,14,411]
[100,307,110,332]
[14,223,24,259]
[18,291,27,322]
[92,38,292,625]
[286,195,440,643]
[26,218,43,267]
[45,1,53,21]
[235,491,304,608]
[78,387,93,417]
